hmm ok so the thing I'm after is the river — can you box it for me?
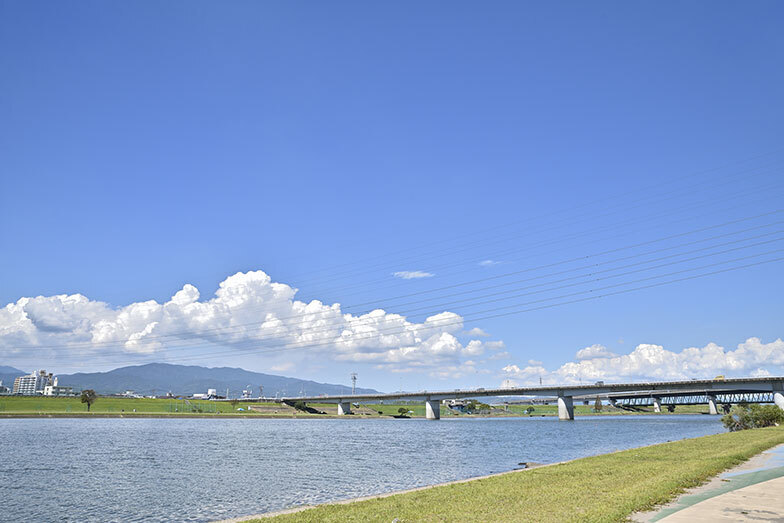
[0,415,724,522]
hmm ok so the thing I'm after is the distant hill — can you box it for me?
[54,363,380,397]
[0,366,27,374]
[0,366,27,388]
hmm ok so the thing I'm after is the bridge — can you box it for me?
[606,389,781,414]
[280,376,784,420]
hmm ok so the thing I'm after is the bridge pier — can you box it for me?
[425,399,440,420]
[652,397,662,413]
[337,402,351,415]
[774,391,784,411]
[707,395,719,415]
[558,395,574,420]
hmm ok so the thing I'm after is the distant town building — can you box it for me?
[43,377,74,396]
[443,399,468,412]
[11,370,71,396]
[192,388,219,400]
[13,370,54,395]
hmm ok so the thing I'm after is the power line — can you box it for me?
[311,177,783,298]
[71,253,784,369]
[16,214,782,351]
[14,173,776,357]
[291,152,784,287]
[20,243,784,363]
[297,166,782,295]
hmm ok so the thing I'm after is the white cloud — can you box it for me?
[479,260,501,267]
[576,344,617,360]
[465,327,490,337]
[501,337,784,385]
[428,359,492,380]
[1,270,497,374]
[489,351,511,361]
[392,271,434,279]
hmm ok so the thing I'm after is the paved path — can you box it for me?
[659,475,784,522]
[638,443,784,522]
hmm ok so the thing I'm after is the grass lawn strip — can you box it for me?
[246,426,784,522]
[0,395,710,417]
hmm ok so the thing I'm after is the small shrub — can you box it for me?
[722,404,784,431]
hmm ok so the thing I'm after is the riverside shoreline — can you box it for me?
[0,410,708,419]
[217,426,784,523]
[0,395,712,419]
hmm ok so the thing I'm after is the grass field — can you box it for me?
[253,426,784,522]
[0,396,287,415]
[0,395,710,417]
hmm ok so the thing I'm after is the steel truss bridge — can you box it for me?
[608,390,777,408]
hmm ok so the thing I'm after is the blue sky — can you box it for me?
[1,1,783,391]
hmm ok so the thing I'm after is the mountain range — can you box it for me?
[0,363,379,397]
[0,366,26,388]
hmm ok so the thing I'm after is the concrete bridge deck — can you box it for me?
[281,376,784,420]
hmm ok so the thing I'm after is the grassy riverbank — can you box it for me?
[252,426,784,522]
[0,396,265,415]
[0,396,709,417]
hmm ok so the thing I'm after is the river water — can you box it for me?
[0,415,723,522]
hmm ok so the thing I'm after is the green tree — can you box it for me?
[464,400,491,414]
[525,406,535,415]
[594,396,602,412]
[80,389,97,412]
[398,407,409,415]
[230,399,240,409]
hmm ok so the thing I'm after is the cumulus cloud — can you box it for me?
[576,344,617,360]
[392,270,434,279]
[465,327,490,337]
[429,359,493,380]
[501,337,784,385]
[1,270,496,373]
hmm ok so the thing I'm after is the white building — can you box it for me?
[13,370,54,395]
[192,388,219,400]
[43,377,73,396]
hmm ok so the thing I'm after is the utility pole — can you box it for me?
[350,373,357,395]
